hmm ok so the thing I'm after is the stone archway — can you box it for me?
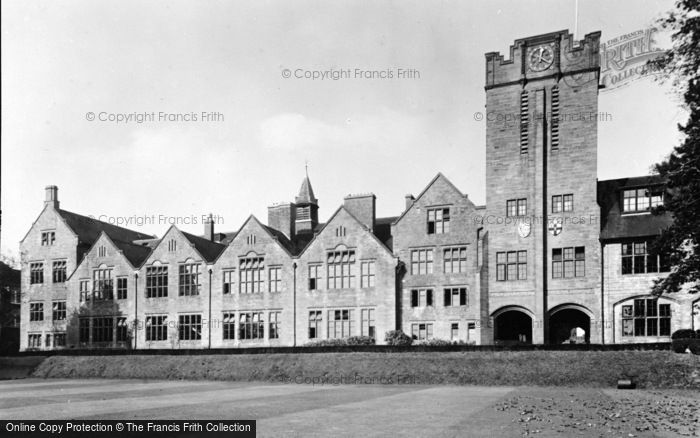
[549,305,591,344]
[493,307,533,345]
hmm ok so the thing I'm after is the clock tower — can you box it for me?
[483,30,603,344]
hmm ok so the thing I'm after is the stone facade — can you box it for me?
[18,29,697,350]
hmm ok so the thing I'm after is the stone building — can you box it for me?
[18,29,699,350]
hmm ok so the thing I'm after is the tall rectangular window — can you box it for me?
[563,194,574,212]
[30,262,44,285]
[427,208,450,234]
[309,310,322,339]
[116,317,128,342]
[239,312,264,340]
[361,308,375,338]
[41,231,55,246]
[621,241,671,275]
[443,247,467,273]
[92,317,114,343]
[223,313,236,340]
[52,260,67,283]
[28,334,42,348]
[550,85,559,151]
[411,323,434,341]
[622,299,671,337]
[552,195,563,213]
[222,270,235,294]
[451,323,459,341]
[520,90,529,154]
[146,315,168,341]
[52,301,66,320]
[79,318,90,343]
[269,311,281,339]
[79,280,90,302]
[308,265,322,291]
[116,277,128,300]
[93,269,113,300]
[239,257,264,293]
[411,289,433,307]
[178,263,201,296]
[146,266,168,298]
[443,287,467,307]
[496,251,526,281]
[360,261,375,288]
[30,303,43,321]
[328,309,353,339]
[410,249,434,275]
[268,267,282,293]
[178,314,202,341]
[327,250,355,289]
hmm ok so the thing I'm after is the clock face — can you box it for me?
[528,45,554,72]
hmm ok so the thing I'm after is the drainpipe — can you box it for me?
[133,271,138,350]
[208,267,213,349]
[600,241,605,344]
[293,262,297,347]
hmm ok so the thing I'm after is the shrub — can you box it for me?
[671,329,696,340]
[345,336,375,346]
[689,339,700,355]
[384,330,413,346]
[415,338,452,347]
[304,338,348,347]
[672,339,690,353]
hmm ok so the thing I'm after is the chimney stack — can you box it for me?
[405,194,415,211]
[204,213,215,241]
[343,193,376,232]
[45,185,59,209]
[268,203,296,240]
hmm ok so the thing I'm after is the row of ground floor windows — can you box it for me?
[73,309,377,344]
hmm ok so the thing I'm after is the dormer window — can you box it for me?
[622,187,663,213]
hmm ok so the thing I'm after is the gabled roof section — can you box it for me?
[220,215,297,258]
[295,176,318,205]
[392,173,470,225]
[57,209,154,246]
[297,206,396,257]
[180,231,227,263]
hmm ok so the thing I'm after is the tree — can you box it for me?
[650,0,700,295]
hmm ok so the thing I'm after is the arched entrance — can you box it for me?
[493,307,533,345]
[549,305,591,344]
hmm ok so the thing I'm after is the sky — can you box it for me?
[0,0,688,259]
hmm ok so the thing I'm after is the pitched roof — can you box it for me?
[180,231,227,263]
[110,239,153,267]
[598,175,672,241]
[392,173,469,225]
[295,176,318,205]
[57,209,154,246]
